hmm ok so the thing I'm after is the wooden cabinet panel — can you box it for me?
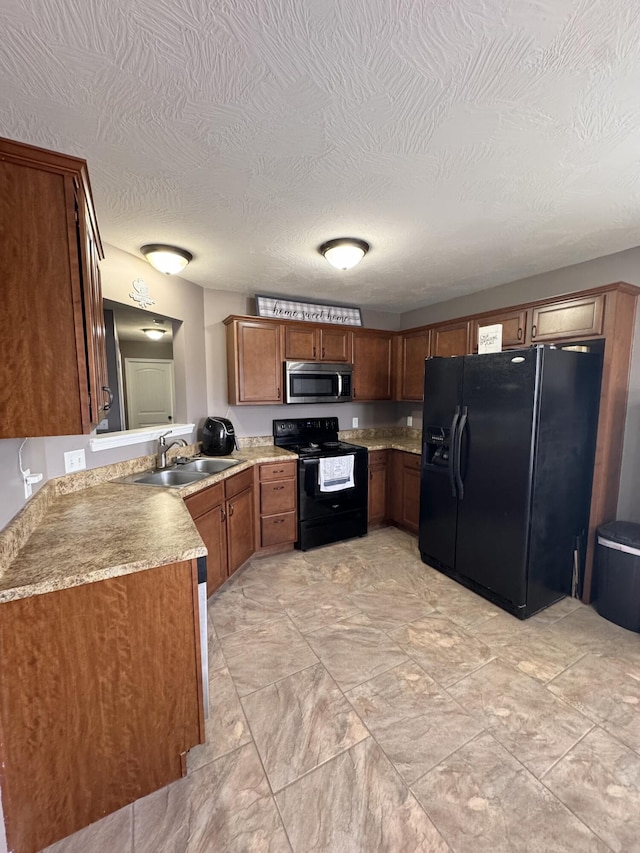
[430,321,470,357]
[368,450,388,526]
[260,479,296,515]
[189,505,227,596]
[530,294,605,342]
[0,138,107,438]
[0,561,203,853]
[352,331,393,400]
[184,482,225,521]
[319,327,351,362]
[471,309,527,351]
[399,330,430,400]
[261,511,297,547]
[283,324,317,360]
[227,486,255,575]
[259,461,297,482]
[226,319,282,404]
[387,451,421,534]
[224,467,254,499]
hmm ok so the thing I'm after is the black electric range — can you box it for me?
[273,418,368,550]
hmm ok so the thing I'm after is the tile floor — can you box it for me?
[45,527,640,852]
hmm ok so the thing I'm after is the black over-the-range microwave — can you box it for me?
[284,361,353,404]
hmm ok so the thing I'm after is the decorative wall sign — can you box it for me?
[255,295,362,326]
[478,323,503,353]
[129,278,155,309]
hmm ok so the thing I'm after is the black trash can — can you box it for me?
[595,521,640,632]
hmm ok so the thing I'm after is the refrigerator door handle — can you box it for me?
[449,406,460,497]
[455,406,468,499]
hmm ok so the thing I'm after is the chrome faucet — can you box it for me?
[156,433,188,470]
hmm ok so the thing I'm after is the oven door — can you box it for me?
[285,362,352,404]
[298,453,368,521]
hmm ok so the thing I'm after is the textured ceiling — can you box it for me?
[1,0,640,312]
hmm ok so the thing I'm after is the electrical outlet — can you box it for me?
[352,417,358,428]
[407,415,413,427]
[64,449,86,473]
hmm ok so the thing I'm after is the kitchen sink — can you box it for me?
[178,458,242,474]
[128,469,210,487]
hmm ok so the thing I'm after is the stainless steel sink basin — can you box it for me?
[179,458,242,474]
[131,469,210,487]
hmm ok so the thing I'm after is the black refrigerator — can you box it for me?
[419,346,602,619]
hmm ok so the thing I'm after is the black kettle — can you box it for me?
[201,417,238,456]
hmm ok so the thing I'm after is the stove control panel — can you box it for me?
[273,417,340,439]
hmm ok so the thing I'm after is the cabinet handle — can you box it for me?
[322,347,325,358]
[313,346,316,358]
[531,324,537,338]
[369,471,372,480]
[102,386,113,411]
[517,327,523,341]
[221,507,226,522]
[273,518,284,524]
[353,387,356,399]
[277,387,281,399]
[273,485,285,490]
[273,469,284,474]
[229,503,234,517]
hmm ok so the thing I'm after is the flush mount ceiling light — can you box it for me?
[319,238,370,270]
[140,244,193,275]
[142,328,166,341]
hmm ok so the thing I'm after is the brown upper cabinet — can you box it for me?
[398,329,430,400]
[352,329,394,400]
[225,317,283,404]
[0,137,108,437]
[283,324,352,362]
[471,308,527,351]
[529,293,604,343]
[430,320,470,358]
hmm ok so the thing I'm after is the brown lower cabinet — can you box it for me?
[185,468,255,596]
[388,451,421,535]
[258,461,297,548]
[368,450,389,525]
[0,560,204,853]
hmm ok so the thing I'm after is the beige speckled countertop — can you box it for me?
[0,432,420,603]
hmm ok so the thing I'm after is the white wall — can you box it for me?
[400,246,640,522]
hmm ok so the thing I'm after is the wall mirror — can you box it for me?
[99,300,180,434]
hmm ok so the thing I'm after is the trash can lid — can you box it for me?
[597,521,640,549]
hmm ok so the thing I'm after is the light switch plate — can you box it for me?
[352,417,359,428]
[64,449,86,473]
[407,415,413,427]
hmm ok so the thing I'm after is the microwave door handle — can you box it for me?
[337,373,342,399]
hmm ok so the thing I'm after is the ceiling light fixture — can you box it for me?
[319,238,370,270]
[140,244,193,275]
[142,328,166,341]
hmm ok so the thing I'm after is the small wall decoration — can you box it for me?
[478,323,503,354]
[256,295,362,326]
[129,278,155,309]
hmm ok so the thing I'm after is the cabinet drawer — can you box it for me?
[260,479,296,515]
[224,467,254,499]
[403,452,421,470]
[261,511,297,547]
[184,482,224,519]
[259,461,297,482]
[368,450,388,467]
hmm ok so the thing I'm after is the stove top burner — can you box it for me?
[299,444,321,454]
[323,441,340,448]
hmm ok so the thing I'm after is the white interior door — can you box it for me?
[124,359,175,429]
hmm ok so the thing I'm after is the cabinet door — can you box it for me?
[368,451,388,525]
[399,330,430,400]
[260,479,296,515]
[430,322,470,357]
[401,457,421,534]
[232,320,282,403]
[227,486,255,575]
[320,328,352,362]
[192,506,228,596]
[530,295,605,343]
[471,309,527,351]
[283,324,318,360]
[352,331,393,400]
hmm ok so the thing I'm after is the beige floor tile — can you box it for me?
[412,733,609,853]
[547,652,640,754]
[467,609,583,682]
[242,552,327,593]
[427,581,503,631]
[279,580,361,632]
[314,552,379,591]
[527,595,584,627]
[388,616,495,687]
[207,619,225,671]
[347,661,484,783]
[544,726,640,853]
[242,662,368,791]
[42,804,132,853]
[345,585,435,629]
[188,667,251,772]
[305,620,409,691]
[547,604,633,654]
[209,583,284,638]
[448,659,592,777]
[276,737,451,852]
[135,743,291,853]
[221,615,318,696]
